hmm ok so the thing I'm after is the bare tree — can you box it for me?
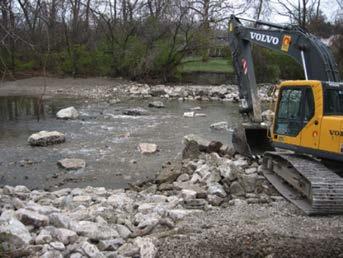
[276,0,320,29]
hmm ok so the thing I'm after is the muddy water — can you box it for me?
[0,96,242,190]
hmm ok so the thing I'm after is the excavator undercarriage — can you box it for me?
[263,152,343,215]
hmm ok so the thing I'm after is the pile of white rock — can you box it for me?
[1,135,280,258]
[122,83,273,102]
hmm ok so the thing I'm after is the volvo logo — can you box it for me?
[250,32,279,45]
[330,130,343,136]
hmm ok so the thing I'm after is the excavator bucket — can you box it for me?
[232,124,274,158]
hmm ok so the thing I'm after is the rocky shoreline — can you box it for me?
[1,135,280,258]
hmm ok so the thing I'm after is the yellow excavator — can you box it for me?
[228,15,343,215]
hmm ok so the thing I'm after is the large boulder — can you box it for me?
[56,106,79,119]
[28,131,65,146]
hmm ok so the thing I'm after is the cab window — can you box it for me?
[324,89,343,115]
[275,87,314,136]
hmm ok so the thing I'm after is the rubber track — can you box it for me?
[263,152,343,215]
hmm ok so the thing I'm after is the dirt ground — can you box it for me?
[157,200,343,258]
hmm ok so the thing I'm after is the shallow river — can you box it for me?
[0,96,242,190]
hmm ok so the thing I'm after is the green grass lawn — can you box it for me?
[179,56,233,73]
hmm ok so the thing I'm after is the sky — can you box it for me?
[268,0,341,23]
[236,0,341,24]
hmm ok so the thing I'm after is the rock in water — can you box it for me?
[138,143,158,154]
[183,112,195,118]
[210,121,228,130]
[123,108,149,116]
[28,131,65,146]
[57,158,86,170]
[56,106,79,119]
[148,101,165,108]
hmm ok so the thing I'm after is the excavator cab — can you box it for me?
[271,80,343,162]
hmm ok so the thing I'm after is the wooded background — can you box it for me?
[0,0,342,83]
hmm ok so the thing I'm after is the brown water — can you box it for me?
[0,96,242,190]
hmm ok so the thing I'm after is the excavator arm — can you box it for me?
[228,15,340,122]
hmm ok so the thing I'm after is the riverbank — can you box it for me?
[0,76,273,102]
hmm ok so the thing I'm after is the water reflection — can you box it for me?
[0,96,45,121]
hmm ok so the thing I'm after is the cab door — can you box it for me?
[273,87,304,146]
[299,87,320,150]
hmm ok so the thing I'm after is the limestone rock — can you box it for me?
[71,221,119,240]
[0,212,32,251]
[49,213,73,229]
[230,181,245,196]
[56,106,79,119]
[107,193,134,211]
[53,228,78,245]
[35,229,52,244]
[81,241,105,258]
[207,183,227,198]
[40,250,63,258]
[156,167,182,184]
[16,208,49,228]
[98,238,124,251]
[138,143,158,154]
[28,131,65,146]
[167,209,196,220]
[117,243,140,257]
[207,194,224,206]
[239,174,258,193]
[134,237,158,258]
[182,140,202,160]
[177,173,190,182]
[50,241,65,251]
[116,224,131,239]
[183,134,222,155]
[181,189,197,201]
[57,158,86,170]
[14,185,30,193]
[219,164,236,181]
